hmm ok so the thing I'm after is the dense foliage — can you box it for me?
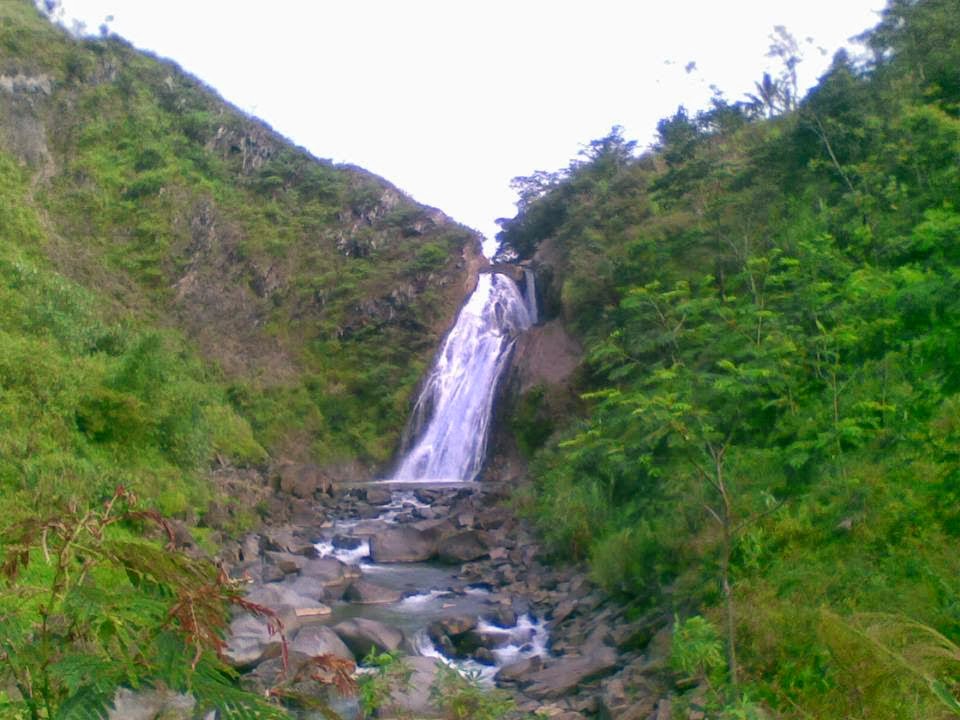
[502,0,960,715]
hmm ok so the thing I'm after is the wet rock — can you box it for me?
[343,579,403,604]
[524,647,620,700]
[333,617,404,658]
[437,530,488,563]
[414,489,440,504]
[364,488,393,505]
[432,615,477,637]
[262,527,316,555]
[332,534,363,550]
[473,646,497,665]
[290,625,355,661]
[487,604,518,628]
[369,526,437,563]
[467,628,514,651]
[495,655,542,684]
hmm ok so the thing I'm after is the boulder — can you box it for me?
[364,488,393,505]
[379,656,444,719]
[300,557,358,588]
[333,618,404,658]
[436,530,488,563]
[245,584,319,611]
[494,655,542,684]
[264,550,307,574]
[369,526,437,563]
[487,605,518,629]
[285,575,332,602]
[524,647,620,699]
[431,615,477,637]
[223,614,284,669]
[108,687,198,720]
[290,625,355,661]
[343,579,403,604]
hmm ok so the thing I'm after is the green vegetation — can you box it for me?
[0,3,474,714]
[502,0,960,716]
[1,0,474,478]
[0,487,289,719]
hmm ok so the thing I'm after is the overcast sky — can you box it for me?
[53,1,887,244]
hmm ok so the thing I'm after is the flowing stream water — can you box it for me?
[391,272,533,483]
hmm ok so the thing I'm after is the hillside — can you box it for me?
[0,0,482,522]
[499,0,960,716]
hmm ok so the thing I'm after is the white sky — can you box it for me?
[53,1,887,243]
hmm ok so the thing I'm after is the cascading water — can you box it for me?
[392,272,533,482]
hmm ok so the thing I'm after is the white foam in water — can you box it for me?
[410,612,549,685]
[313,538,370,565]
[399,589,452,607]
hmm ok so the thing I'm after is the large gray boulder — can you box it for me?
[523,647,619,699]
[436,530,489,563]
[223,613,285,669]
[290,625,355,661]
[343,579,404,604]
[369,526,437,563]
[332,617,404,658]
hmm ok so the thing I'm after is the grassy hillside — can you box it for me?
[0,0,481,519]
[0,3,482,715]
[501,0,960,716]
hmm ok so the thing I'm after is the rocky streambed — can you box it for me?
[210,482,676,720]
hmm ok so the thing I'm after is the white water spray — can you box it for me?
[392,272,533,482]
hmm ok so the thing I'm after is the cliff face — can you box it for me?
[0,1,482,473]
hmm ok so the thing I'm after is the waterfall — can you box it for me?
[392,272,532,482]
[522,267,538,325]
